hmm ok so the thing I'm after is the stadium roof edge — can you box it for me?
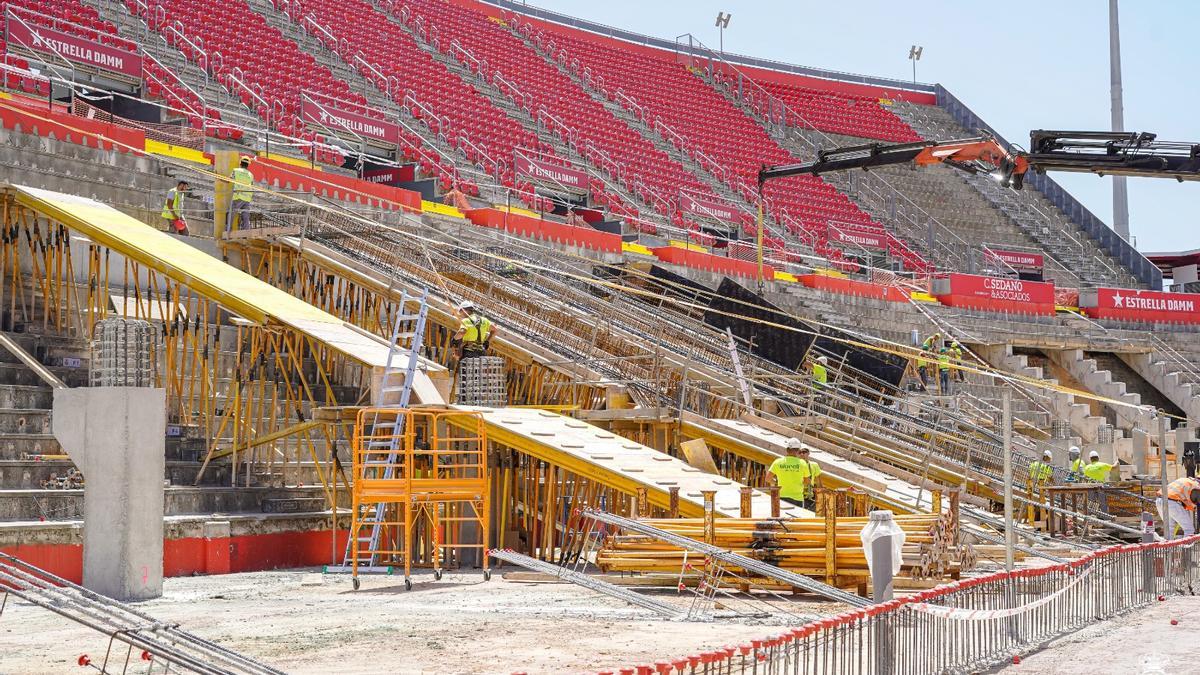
[480,0,937,95]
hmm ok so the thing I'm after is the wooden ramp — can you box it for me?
[469,407,807,519]
[8,184,444,402]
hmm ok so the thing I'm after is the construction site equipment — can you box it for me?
[593,507,965,587]
[576,509,872,606]
[347,407,491,590]
[602,534,1200,675]
[90,318,157,387]
[759,131,1200,189]
[0,552,283,675]
[457,355,506,406]
[329,288,429,575]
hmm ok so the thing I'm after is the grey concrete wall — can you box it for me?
[53,387,165,601]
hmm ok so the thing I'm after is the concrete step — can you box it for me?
[0,485,330,522]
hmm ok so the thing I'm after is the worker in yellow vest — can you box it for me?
[949,341,965,382]
[1028,450,1055,487]
[916,332,940,389]
[453,300,497,361]
[1067,446,1083,481]
[160,179,190,235]
[811,355,829,388]
[1157,476,1200,537]
[1081,450,1117,483]
[768,438,822,511]
[226,156,255,235]
[937,347,952,395]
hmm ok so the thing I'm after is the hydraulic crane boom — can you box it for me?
[758,131,1200,190]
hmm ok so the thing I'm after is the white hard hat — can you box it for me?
[816,356,829,363]
[1089,450,1100,460]
[457,300,475,312]
[1069,446,1080,456]
[1043,450,1053,459]
[785,438,803,450]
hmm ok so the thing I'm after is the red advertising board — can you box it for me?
[514,154,588,190]
[680,192,737,222]
[986,248,1045,270]
[300,96,399,146]
[933,273,1056,315]
[829,226,888,250]
[362,166,415,185]
[6,16,142,78]
[1083,288,1200,324]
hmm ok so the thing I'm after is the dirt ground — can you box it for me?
[997,594,1200,675]
[0,568,811,674]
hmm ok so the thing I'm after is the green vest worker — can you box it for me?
[768,438,822,510]
[1028,450,1054,486]
[1082,450,1117,483]
[160,179,190,235]
[227,156,255,234]
[453,300,497,360]
[1067,446,1082,480]
[812,355,828,387]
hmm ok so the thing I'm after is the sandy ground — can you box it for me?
[0,568,818,674]
[997,594,1200,675]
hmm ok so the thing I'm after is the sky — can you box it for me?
[530,0,1198,254]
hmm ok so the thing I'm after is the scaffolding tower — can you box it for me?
[349,407,492,590]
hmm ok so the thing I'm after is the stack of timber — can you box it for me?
[595,510,971,589]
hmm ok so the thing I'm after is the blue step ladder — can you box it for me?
[324,288,429,575]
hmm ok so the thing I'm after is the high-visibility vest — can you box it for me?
[812,363,827,385]
[461,314,492,345]
[1082,461,1116,483]
[1070,458,1082,473]
[161,188,183,219]
[231,166,254,202]
[938,353,951,371]
[1029,460,1053,484]
[1161,477,1200,511]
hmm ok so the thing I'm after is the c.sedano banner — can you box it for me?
[680,192,737,223]
[932,273,1056,315]
[300,94,400,146]
[985,248,1045,271]
[514,154,588,190]
[6,13,142,79]
[1081,287,1200,324]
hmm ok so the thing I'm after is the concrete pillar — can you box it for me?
[212,150,240,242]
[1131,428,1150,476]
[53,387,166,601]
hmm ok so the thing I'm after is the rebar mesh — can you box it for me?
[457,356,506,406]
[89,318,157,387]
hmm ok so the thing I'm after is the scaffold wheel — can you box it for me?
[352,578,360,591]
[404,578,413,591]
[433,569,443,581]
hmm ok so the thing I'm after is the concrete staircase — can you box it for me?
[892,101,1141,289]
[1119,348,1200,422]
[975,344,1102,442]
[1043,349,1156,434]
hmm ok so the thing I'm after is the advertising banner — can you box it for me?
[986,248,1045,270]
[1083,288,1200,324]
[681,192,737,223]
[933,273,1056,315]
[514,154,588,190]
[6,15,142,78]
[829,226,888,250]
[301,95,399,146]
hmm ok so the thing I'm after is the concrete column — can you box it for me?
[53,387,166,601]
[1131,428,1150,476]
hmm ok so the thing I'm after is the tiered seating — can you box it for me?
[292,0,552,192]
[756,80,921,142]
[0,0,137,52]
[126,0,364,162]
[528,25,927,268]
[399,0,747,236]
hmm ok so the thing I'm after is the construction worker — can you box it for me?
[452,300,497,361]
[227,156,254,234]
[442,182,471,212]
[768,438,822,511]
[811,355,829,388]
[1081,450,1117,483]
[949,341,965,382]
[1028,450,1055,487]
[1067,446,1083,481]
[937,347,952,395]
[161,179,190,235]
[1156,475,1200,537]
[917,332,940,388]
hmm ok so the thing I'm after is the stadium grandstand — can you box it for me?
[0,0,1195,672]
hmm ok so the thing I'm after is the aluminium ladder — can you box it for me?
[325,288,429,575]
